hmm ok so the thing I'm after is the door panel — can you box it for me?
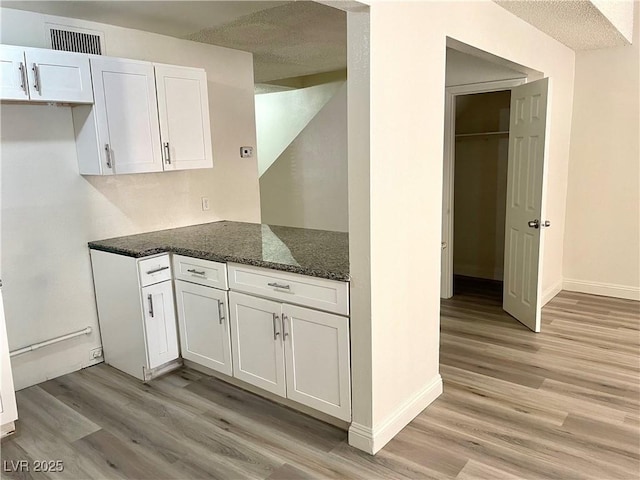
[282,304,351,421]
[503,78,549,332]
[142,281,179,369]
[91,57,163,174]
[155,65,212,170]
[0,45,29,101]
[25,48,93,103]
[229,292,285,397]
[175,281,232,375]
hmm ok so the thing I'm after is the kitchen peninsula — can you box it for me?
[88,221,352,422]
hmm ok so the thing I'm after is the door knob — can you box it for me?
[528,219,551,229]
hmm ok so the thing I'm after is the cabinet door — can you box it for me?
[24,48,93,103]
[0,290,18,433]
[155,65,213,171]
[175,281,232,375]
[90,57,163,174]
[282,304,351,421]
[141,281,179,370]
[229,292,285,397]
[0,45,29,100]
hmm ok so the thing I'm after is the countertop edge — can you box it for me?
[88,243,351,282]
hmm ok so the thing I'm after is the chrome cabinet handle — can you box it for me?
[218,301,225,325]
[282,314,289,340]
[31,63,41,94]
[267,282,290,290]
[164,142,171,164]
[104,144,112,169]
[187,268,205,276]
[146,265,169,275]
[272,313,280,340]
[148,294,154,318]
[18,62,27,94]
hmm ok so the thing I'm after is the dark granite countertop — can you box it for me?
[88,221,350,281]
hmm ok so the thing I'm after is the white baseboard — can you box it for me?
[541,280,563,306]
[348,374,443,455]
[563,279,640,301]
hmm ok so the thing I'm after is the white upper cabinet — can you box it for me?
[90,57,163,175]
[0,45,92,103]
[155,65,213,170]
[74,57,213,175]
[0,45,29,100]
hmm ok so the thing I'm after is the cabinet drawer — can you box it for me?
[173,255,228,290]
[228,264,349,315]
[138,255,171,287]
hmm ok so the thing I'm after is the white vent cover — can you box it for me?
[45,23,104,55]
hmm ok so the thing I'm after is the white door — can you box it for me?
[24,48,93,103]
[175,281,232,375]
[282,304,351,421]
[0,45,29,101]
[142,281,179,369]
[90,57,163,174]
[155,65,213,171]
[503,78,549,332]
[229,292,286,397]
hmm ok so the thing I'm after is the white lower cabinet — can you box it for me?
[229,291,351,421]
[174,280,232,376]
[142,281,180,370]
[90,250,179,381]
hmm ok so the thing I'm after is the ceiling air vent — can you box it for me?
[46,24,104,55]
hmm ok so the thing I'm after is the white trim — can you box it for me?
[1,421,16,439]
[541,280,563,305]
[441,78,526,300]
[563,279,640,301]
[348,374,443,455]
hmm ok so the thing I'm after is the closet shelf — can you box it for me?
[455,131,509,138]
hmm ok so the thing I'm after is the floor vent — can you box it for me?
[46,24,104,55]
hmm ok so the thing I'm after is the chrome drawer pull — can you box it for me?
[146,265,169,275]
[218,301,225,325]
[272,313,280,340]
[32,63,41,94]
[187,268,206,276]
[18,63,27,93]
[282,314,289,340]
[267,282,290,290]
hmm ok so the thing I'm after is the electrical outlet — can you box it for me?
[240,146,253,158]
[90,347,103,360]
[201,197,210,211]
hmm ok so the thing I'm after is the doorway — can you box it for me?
[441,46,550,332]
[452,90,511,300]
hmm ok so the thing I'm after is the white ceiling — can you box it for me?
[1,0,633,84]
[1,0,346,83]
[495,0,633,50]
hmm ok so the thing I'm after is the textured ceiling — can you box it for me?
[0,1,289,38]
[186,2,346,83]
[495,0,632,50]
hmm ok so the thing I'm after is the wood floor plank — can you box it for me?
[1,279,636,480]
[13,386,101,443]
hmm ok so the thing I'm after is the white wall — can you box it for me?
[591,0,635,43]
[255,81,343,176]
[346,0,574,453]
[258,82,348,232]
[0,8,260,389]
[563,2,640,301]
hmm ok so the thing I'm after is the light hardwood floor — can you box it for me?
[2,281,639,479]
